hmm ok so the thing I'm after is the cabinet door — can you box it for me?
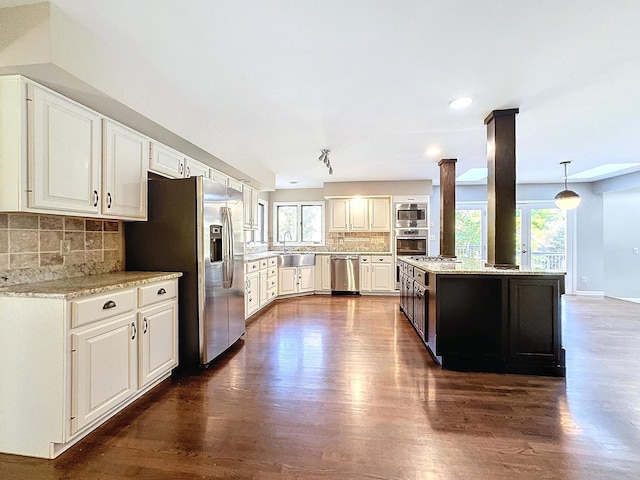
[245,272,260,317]
[298,266,315,293]
[29,84,101,214]
[369,198,391,231]
[321,256,331,291]
[278,267,297,295]
[149,142,184,178]
[210,168,229,186]
[139,302,177,388]
[243,186,258,230]
[71,315,138,435]
[349,198,369,231]
[360,264,372,292]
[102,120,148,220]
[259,270,269,307]
[371,263,393,291]
[329,199,349,231]
[184,157,210,178]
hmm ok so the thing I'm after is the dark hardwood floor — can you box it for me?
[1,295,639,479]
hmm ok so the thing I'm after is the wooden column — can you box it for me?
[438,158,457,258]
[484,108,519,269]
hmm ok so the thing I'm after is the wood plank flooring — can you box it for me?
[1,295,639,479]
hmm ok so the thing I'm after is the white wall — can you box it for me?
[603,188,640,298]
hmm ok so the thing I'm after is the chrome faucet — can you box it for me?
[282,231,292,253]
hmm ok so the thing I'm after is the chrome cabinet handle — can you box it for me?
[107,192,112,208]
[157,288,167,295]
[131,322,137,340]
[186,166,191,177]
[93,190,99,207]
[102,300,116,309]
[179,161,184,175]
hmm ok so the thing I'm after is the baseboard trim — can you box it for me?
[574,290,604,296]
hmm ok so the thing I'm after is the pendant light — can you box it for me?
[554,161,581,210]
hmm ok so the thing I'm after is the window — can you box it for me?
[273,202,325,245]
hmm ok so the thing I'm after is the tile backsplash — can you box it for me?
[0,213,122,286]
[265,231,391,253]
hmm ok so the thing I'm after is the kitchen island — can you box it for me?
[398,257,565,376]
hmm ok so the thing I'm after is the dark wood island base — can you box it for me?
[399,258,566,377]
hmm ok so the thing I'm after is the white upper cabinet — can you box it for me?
[349,197,369,231]
[102,120,148,220]
[29,83,102,215]
[368,197,391,231]
[210,168,229,186]
[328,196,391,232]
[243,185,259,230]
[184,157,210,178]
[149,141,185,178]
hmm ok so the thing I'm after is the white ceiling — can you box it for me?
[2,0,640,189]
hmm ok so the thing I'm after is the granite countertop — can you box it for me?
[401,257,566,276]
[0,271,183,299]
[245,251,393,261]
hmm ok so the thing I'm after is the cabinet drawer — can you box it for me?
[71,289,136,328]
[267,277,278,290]
[372,255,392,264]
[268,257,278,267]
[267,267,277,278]
[360,256,371,263]
[245,260,260,273]
[259,259,269,269]
[267,287,277,300]
[138,280,177,308]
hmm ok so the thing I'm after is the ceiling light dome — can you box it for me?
[449,96,473,109]
[554,161,581,210]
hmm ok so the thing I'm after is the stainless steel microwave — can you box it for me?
[394,203,428,228]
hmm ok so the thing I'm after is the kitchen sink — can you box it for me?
[278,253,316,267]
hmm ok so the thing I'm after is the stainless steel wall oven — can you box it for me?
[394,203,428,228]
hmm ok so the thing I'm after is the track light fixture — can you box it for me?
[554,161,581,210]
[318,149,333,175]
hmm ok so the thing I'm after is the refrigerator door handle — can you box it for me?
[228,208,235,288]
[222,207,233,289]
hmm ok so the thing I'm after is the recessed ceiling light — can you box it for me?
[568,163,640,180]
[425,146,441,157]
[456,167,488,182]
[449,96,473,109]
[289,181,299,184]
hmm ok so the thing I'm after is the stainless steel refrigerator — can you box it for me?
[125,176,244,372]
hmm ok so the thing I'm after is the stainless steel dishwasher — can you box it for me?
[330,255,360,294]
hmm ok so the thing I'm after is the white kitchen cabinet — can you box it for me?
[228,177,244,193]
[0,274,179,459]
[328,196,391,232]
[314,255,331,292]
[349,197,369,231]
[184,157,210,178]
[138,302,178,388]
[102,120,148,220]
[278,265,314,295]
[360,255,394,293]
[259,269,269,307]
[149,141,185,178]
[368,197,391,232]
[210,168,229,186]
[243,185,259,230]
[329,198,350,231]
[0,75,148,220]
[71,314,138,435]
[245,271,260,317]
[29,82,102,215]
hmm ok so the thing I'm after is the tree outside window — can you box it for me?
[275,202,324,245]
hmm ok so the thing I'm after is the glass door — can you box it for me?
[516,203,566,272]
[455,205,486,260]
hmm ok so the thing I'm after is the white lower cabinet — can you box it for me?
[279,265,314,295]
[71,315,138,435]
[360,255,395,293]
[314,255,331,293]
[245,256,278,318]
[0,275,179,459]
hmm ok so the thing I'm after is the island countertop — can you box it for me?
[401,256,566,276]
[0,271,183,299]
